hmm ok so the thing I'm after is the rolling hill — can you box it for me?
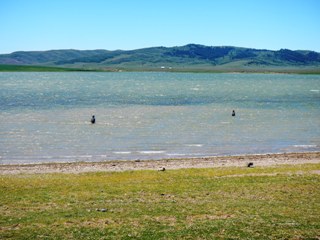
[1,44,320,73]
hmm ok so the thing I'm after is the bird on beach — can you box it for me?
[247,162,254,168]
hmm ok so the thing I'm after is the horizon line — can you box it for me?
[1,44,320,55]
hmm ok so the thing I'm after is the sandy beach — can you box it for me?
[0,152,319,175]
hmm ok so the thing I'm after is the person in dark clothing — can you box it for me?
[91,115,96,124]
[232,110,236,117]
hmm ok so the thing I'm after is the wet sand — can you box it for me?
[0,152,319,175]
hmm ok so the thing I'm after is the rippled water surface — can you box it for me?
[1,72,319,164]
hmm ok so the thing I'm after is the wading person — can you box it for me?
[91,115,96,124]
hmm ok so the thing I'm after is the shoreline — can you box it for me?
[0,152,319,175]
[1,65,320,74]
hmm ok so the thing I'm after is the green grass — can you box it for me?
[0,64,95,72]
[1,64,320,74]
[1,164,320,239]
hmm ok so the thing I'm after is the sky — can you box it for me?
[1,0,320,54]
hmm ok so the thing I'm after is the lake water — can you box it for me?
[1,72,319,164]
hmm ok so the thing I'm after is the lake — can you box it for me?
[0,72,319,164]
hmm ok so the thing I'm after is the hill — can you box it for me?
[1,44,320,73]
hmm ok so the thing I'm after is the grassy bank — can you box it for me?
[0,64,95,72]
[1,163,320,239]
[1,64,320,74]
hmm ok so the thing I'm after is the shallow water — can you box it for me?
[1,72,319,164]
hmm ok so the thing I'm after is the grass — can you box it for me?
[1,64,320,74]
[1,164,320,239]
[0,64,95,72]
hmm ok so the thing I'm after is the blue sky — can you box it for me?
[1,0,319,53]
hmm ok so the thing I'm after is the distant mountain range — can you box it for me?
[1,44,320,73]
